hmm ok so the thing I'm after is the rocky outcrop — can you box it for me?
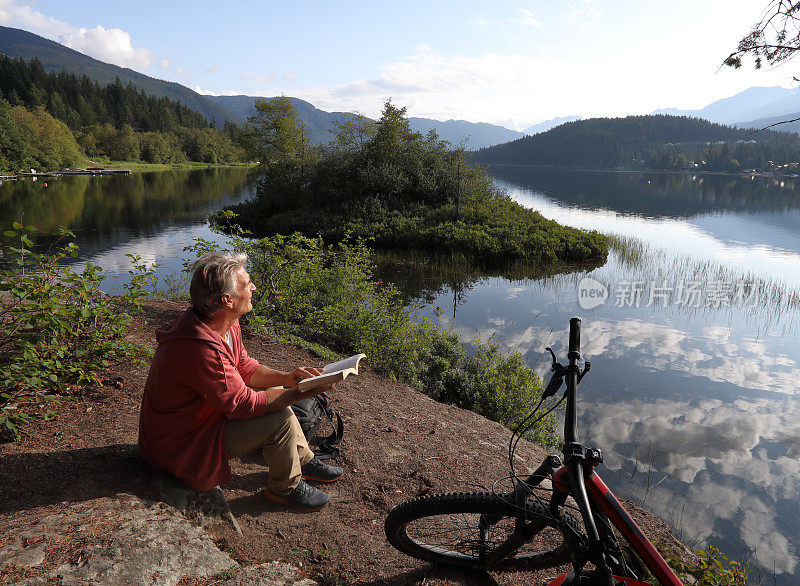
[0,494,314,585]
[150,468,243,536]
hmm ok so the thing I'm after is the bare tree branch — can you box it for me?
[724,1,800,69]
[747,116,800,134]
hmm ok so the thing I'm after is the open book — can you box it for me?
[298,353,367,392]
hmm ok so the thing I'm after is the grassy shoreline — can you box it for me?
[98,161,256,172]
[483,161,800,179]
[1,160,255,175]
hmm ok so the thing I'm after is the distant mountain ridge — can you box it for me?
[16,21,800,155]
[0,23,522,150]
[208,95,360,145]
[407,118,523,149]
[522,115,582,135]
[652,86,800,126]
[0,25,240,126]
[209,95,522,149]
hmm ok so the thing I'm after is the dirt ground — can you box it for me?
[0,300,690,585]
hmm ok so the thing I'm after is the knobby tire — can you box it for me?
[384,492,581,571]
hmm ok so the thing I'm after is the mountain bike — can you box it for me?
[385,317,683,585]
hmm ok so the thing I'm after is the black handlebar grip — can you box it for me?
[543,373,564,398]
[569,317,581,354]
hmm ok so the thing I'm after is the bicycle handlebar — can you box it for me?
[564,317,581,445]
[569,317,581,355]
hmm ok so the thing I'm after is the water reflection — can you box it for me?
[422,273,800,582]
[374,251,605,306]
[0,167,254,284]
[584,395,800,574]
[405,166,800,583]
[495,168,800,288]
[488,166,800,217]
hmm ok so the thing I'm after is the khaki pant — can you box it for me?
[225,407,314,495]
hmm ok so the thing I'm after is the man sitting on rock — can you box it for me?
[138,252,342,511]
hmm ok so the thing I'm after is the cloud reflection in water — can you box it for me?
[446,308,800,575]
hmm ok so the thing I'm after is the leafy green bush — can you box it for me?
[664,545,749,585]
[0,222,152,438]
[186,227,559,447]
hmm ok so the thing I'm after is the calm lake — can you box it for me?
[2,166,799,583]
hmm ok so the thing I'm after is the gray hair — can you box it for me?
[190,252,248,317]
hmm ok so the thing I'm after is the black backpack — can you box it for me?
[291,393,343,460]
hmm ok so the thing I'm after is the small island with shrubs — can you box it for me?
[222,99,609,268]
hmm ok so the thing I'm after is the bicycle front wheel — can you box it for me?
[384,492,580,570]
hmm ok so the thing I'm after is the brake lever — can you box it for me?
[577,360,591,383]
[546,347,558,368]
[543,347,567,399]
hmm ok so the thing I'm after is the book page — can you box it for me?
[298,353,366,391]
[322,353,366,374]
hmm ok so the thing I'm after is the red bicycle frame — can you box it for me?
[549,467,682,585]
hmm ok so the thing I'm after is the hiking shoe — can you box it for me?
[301,456,344,483]
[265,480,330,511]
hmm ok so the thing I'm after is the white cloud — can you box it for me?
[204,64,220,74]
[172,64,190,82]
[513,9,541,27]
[297,46,567,121]
[564,2,602,30]
[472,9,541,28]
[194,86,241,96]
[0,0,171,73]
[472,317,800,395]
[59,25,155,70]
[240,72,278,84]
[0,0,64,38]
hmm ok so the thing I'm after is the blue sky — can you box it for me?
[0,0,797,129]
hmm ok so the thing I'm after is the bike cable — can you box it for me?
[507,393,567,489]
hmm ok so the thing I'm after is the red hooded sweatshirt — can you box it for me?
[138,308,266,490]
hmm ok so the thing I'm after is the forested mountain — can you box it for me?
[0,55,211,132]
[0,26,239,126]
[472,115,800,172]
[0,55,242,171]
[209,95,522,149]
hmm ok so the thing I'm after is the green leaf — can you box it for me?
[3,230,17,237]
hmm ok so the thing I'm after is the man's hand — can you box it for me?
[285,367,323,387]
[299,381,339,398]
